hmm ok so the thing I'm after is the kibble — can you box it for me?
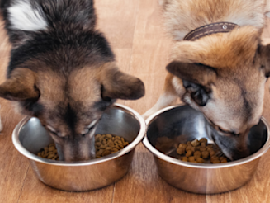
[220,159,228,163]
[201,151,210,159]
[176,138,229,164]
[188,156,196,162]
[200,147,207,152]
[194,151,202,158]
[196,157,205,163]
[191,139,200,147]
[36,134,130,160]
[182,157,188,162]
[201,142,207,148]
[95,134,129,158]
[179,144,187,149]
[210,157,221,163]
[190,147,196,153]
[199,138,208,143]
[177,147,185,155]
[36,144,59,160]
[186,146,192,152]
[209,150,216,157]
[186,150,192,157]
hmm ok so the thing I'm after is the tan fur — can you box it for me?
[98,62,145,100]
[170,27,259,68]
[0,68,39,101]
[162,0,265,40]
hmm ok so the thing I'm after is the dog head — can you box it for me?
[0,0,144,162]
[0,62,144,162]
[167,26,270,160]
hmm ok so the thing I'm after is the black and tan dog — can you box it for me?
[0,0,145,162]
[144,0,270,160]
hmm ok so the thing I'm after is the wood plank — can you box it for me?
[0,1,268,203]
[95,0,139,50]
[0,21,30,203]
[18,170,115,203]
[124,0,172,115]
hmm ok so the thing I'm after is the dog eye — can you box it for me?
[218,127,231,134]
[191,89,209,106]
[218,126,240,136]
[82,120,98,136]
[46,126,58,136]
[183,81,210,106]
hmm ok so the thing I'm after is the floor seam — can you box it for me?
[111,183,116,203]
[16,166,30,203]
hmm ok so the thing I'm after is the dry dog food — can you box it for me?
[36,134,129,160]
[36,144,59,160]
[95,134,129,158]
[177,138,229,164]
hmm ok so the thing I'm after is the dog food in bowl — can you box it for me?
[36,144,59,160]
[177,138,229,164]
[95,134,129,158]
[36,134,130,160]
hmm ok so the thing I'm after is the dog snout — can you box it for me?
[230,146,250,161]
[56,137,96,162]
[227,135,250,161]
[211,128,250,161]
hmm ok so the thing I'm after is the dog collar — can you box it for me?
[183,22,238,41]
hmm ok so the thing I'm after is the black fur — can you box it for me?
[1,0,97,45]
[7,30,115,77]
[182,80,210,106]
[0,0,114,77]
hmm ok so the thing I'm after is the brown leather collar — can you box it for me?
[183,22,238,41]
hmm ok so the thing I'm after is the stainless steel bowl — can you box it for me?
[12,104,145,192]
[143,105,270,194]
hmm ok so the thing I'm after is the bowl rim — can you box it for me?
[143,105,270,168]
[12,103,146,166]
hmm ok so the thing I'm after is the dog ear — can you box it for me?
[99,63,145,100]
[166,62,216,106]
[166,62,216,86]
[1,0,38,47]
[0,68,40,101]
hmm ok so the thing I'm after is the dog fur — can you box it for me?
[145,0,270,160]
[0,0,145,162]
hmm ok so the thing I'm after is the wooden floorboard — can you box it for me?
[0,1,269,202]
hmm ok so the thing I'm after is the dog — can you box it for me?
[0,0,145,162]
[144,0,270,160]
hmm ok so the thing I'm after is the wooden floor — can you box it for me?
[0,1,270,202]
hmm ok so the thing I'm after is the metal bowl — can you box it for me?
[12,104,145,192]
[143,105,270,194]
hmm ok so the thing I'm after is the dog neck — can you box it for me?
[183,22,238,41]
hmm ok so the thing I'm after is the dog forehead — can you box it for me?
[45,100,96,133]
[37,69,101,124]
[68,67,101,102]
[172,26,259,69]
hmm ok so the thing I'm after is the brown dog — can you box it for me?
[0,0,145,162]
[144,0,270,160]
